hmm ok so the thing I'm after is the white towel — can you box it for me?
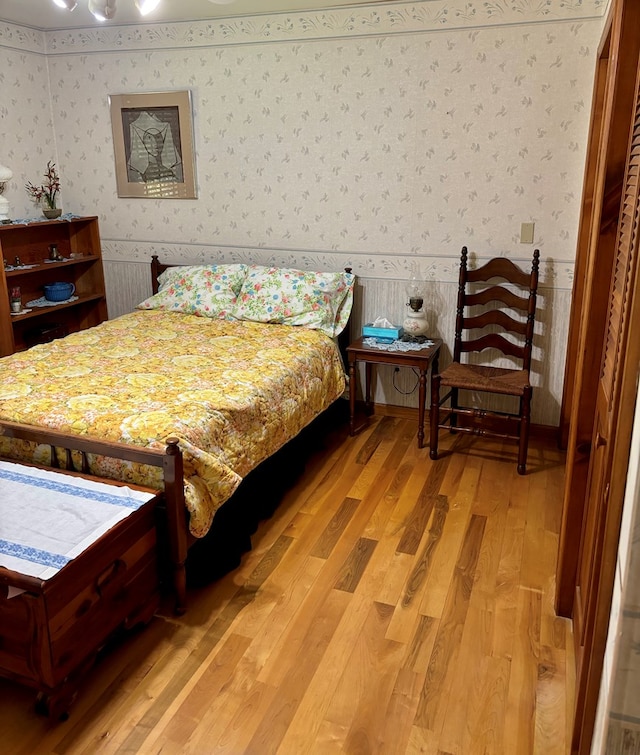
[0,461,155,581]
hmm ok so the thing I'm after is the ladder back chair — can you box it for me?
[429,246,540,474]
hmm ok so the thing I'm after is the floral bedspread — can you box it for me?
[0,310,346,536]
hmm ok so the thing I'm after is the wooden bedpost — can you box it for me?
[163,437,188,615]
[151,255,162,295]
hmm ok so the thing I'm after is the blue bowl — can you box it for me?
[43,282,75,302]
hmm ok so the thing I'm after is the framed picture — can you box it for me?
[109,90,197,199]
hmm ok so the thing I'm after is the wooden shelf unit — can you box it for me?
[0,216,107,355]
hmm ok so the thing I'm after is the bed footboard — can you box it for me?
[0,420,188,614]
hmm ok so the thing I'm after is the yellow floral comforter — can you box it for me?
[0,310,346,536]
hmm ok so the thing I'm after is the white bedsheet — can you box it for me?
[0,461,155,581]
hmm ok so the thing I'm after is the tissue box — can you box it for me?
[362,323,404,342]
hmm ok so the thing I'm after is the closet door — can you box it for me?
[571,68,640,754]
[555,0,640,617]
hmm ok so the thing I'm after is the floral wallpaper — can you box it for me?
[0,0,607,424]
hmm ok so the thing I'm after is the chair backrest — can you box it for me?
[453,246,540,371]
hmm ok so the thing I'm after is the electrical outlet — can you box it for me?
[520,222,535,244]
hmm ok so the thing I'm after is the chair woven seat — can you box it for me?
[439,363,530,397]
[430,246,540,475]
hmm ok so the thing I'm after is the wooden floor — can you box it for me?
[1,409,574,754]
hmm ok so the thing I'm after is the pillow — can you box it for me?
[137,264,247,319]
[233,265,355,337]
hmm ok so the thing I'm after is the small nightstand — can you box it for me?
[347,336,443,448]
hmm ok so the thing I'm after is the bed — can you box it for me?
[0,258,355,612]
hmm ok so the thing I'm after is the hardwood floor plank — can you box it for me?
[417,459,482,619]
[414,514,487,731]
[371,538,415,607]
[310,496,361,559]
[504,585,542,753]
[363,458,415,541]
[386,510,450,644]
[404,613,440,673]
[379,666,425,755]
[540,530,566,652]
[408,723,441,753]
[354,415,402,467]
[518,471,547,591]
[401,495,448,607]
[533,644,567,755]
[468,655,511,754]
[348,436,417,542]
[333,536,378,593]
[397,458,450,555]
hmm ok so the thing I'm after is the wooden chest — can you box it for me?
[0,478,162,718]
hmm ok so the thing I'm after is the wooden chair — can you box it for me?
[429,246,540,474]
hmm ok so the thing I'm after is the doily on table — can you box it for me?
[362,337,434,352]
[26,295,78,308]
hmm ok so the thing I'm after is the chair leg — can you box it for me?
[429,374,441,460]
[450,387,459,431]
[517,387,532,475]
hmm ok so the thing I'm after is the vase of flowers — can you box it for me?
[26,161,62,219]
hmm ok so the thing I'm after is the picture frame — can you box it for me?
[109,90,197,199]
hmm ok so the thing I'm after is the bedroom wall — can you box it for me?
[0,0,607,426]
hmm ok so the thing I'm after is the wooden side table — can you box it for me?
[346,336,443,448]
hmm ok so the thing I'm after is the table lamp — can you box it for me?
[403,266,428,338]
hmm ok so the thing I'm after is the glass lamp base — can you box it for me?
[403,311,429,337]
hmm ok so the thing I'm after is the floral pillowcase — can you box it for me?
[232,265,355,338]
[137,264,247,319]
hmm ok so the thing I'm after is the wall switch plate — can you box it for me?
[520,222,535,244]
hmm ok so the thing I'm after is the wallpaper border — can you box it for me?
[101,239,574,289]
[1,0,606,55]
[0,22,44,54]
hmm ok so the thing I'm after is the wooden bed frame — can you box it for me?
[0,420,189,613]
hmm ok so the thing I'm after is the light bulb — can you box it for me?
[88,0,116,20]
[135,0,161,14]
[52,0,78,9]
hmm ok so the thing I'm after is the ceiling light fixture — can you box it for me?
[51,0,169,21]
[53,0,78,9]
[87,0,117,20]
[134,0,161,14]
